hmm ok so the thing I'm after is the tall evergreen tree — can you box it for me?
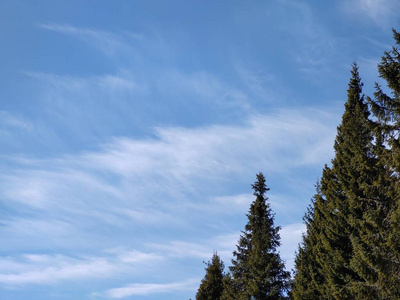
[368,28,400,299]
[227,173,289,300]
[196,252,225,300]
[313,63,374,299]
[293,63,382,299]
[336,63,387,298]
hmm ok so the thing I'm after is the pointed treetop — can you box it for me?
[196,252,225,300]
[251,172,270,197]
[348,62,363,96]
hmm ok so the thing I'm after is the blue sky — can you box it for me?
[1,0,400,299]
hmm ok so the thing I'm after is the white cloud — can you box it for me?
[0,111,32,133]
[1,108,338,249]
[3,169,122,209]
[83,108,337,180]
[24,72,140,93]
[0,255,115,286]
[146,232,240,265]
[0,259,113,286]
[114,208,181,225]
[214,194,253,211]
[2,218,74,238]
[103,279,198,298]
[277,0,337,77]
[146,222,306,275]
[0,107,338,292]
[37,24,139,57]
[34,24,254,118]
[343,0,400,26]
[22,67,252,146]
[117,250,163,264]
[0,250,162,287]
[280,223,306,272]
[148,240,216,260]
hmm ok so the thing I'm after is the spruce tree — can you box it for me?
[196,252,225,300]
[311,64,373,299]
[293,64,380,299]
[228,173,289,300]
[368,29,400,299]
[292,187,326,300]
[335,63,385,299]
[293,29,400,299]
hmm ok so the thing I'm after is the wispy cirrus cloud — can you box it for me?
[21,68,252,151]
[213,194,253,212]
[37,24,142,57]
[146,222,304,273]
[343,0,400,26]
[24,68,250,118]
[3,168,122,209]
[277,0,338,78]
[146,232,239,262]
[24,72,139,91]
[33,23,254,118]
[1,108,338,233]
[0,111,33,133]
[0,249,162,287]
[0,224,297,293]
[114,208,181,225]
[102,279,198,299]
[0,107,338,295]
[83,108,338,180]
[0,257,114,286]
[280,223,306,271]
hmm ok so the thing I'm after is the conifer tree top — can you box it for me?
[252,172,270,197]
[228,173,289,299]
[347,63,363,100]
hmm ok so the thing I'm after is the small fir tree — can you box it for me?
[229,173,289,300]
[196,252,225,300]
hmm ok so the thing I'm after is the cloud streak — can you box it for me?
[344,0,400,25]
[37,24,140,57]
[1,108,338,243]
[0,111,32,132]
[24,72,139,92]
[280,223,307,271]
[84,108,338,180]
[277,0,338,78]
[103,279,198,298]
[0,107,339,296]
[0,250,163,287]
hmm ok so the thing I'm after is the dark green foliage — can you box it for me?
[228,173,289,300]
[292,190,325,300]
[293,30,400,299]
[293,63,384,299]
[368,29,400,299]
[316,64,374,298]
[328,63,378,298]
[369,29,400,165]
[221,273,239,300]
[196,252,225,300]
